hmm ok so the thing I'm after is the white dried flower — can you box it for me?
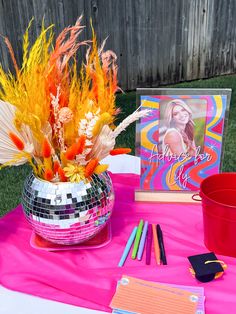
[85,112,93,120]
[78,112,99,139]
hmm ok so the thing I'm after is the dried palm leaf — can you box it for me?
[0,100,27,164]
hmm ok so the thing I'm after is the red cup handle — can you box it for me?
[192,193,202,201]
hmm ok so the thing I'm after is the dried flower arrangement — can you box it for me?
[0,17,149,183]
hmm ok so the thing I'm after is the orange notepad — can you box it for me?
[110,276,199,314]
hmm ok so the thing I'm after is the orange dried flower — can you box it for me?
[44,169,53,181]
[65,143,78,160]
[53,160,60,173]
[9,132,24,150]
[58,166,67,182]
[110,148,131,155]
[42,138,51,158]
[84,158,99,178]
[65,135,87,160]
[76,135,86,155]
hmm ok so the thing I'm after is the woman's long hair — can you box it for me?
[164,99,195,152]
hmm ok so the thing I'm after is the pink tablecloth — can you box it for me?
[0,173,236,313]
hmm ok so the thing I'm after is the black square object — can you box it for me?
[188,252,224,283]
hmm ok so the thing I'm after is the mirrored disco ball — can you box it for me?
[22,171,114,245]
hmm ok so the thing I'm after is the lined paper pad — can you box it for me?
[165,283,205,314]
[110,276,204,314]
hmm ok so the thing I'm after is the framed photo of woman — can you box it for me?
[135,88,231,202]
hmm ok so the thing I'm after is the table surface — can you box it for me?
[0,155,140,314]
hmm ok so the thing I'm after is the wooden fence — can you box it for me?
[0,0,236,90]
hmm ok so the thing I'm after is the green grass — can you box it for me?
[0,164,31,216]
[0,74,236,216]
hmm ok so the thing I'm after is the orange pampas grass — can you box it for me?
[9,132,24,150]
[58,166,67,182]
[45,15,88,105]
[85,158,99,177]
[110,148,131,155]
[77,135,86,154]
[42,138,51,158]
[3,37,19,76]
[65,135,87,160]
[65,143,79,160]
[44,169,53,181]
[53,160,60,173]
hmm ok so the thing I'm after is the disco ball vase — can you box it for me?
[21,171,114,245]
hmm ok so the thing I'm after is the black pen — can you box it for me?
[156,224,167,265]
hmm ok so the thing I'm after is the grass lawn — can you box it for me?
[0,75,235,216]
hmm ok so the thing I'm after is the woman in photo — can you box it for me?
[162,99,197,156]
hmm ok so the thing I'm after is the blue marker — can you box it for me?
[137,221,148,260]
[118,226,137,267]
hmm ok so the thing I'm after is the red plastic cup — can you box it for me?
[196,173,236,257]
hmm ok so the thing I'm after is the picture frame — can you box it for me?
[135,88,232,203]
